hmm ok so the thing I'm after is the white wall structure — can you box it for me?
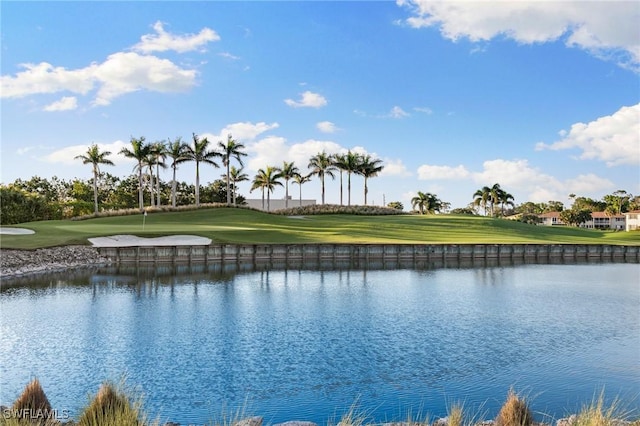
[244,197,316,211]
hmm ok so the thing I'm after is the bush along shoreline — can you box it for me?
[1,379,638,426]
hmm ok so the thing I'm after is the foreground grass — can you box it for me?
[1,207,639,249]
[2,380,638,426]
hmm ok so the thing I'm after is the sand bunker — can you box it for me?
[0,227,35,235]
[88,234,212,247]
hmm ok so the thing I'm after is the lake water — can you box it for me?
[1,260,639,425]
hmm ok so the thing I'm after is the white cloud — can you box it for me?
[219,52,241,60]
[472,158,614,203]
[536,103,640,166]
[380,158,411,177]
[42,140,128,166]
[386,106,410,119]
[284,91,328,108]
[316,121,339,133]
[413,106,433,114]
[246,136,290,171]
[565,173,615,194]
[43,96,78,111]
[133,21,220,54]
[398,1,640,71]
[93,52,197,106]
[1,22,213,105]
[417,164,470,180]
[1,62,96,98]
[202,121,280,144]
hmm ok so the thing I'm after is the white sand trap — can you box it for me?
[88,234,212,247]
[287,215,307,219]
[0,227,35,235]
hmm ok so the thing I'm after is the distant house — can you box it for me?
[580,212,625,230]
[623,210,640,231]
[537,211,628,230]
[538,211,564,226]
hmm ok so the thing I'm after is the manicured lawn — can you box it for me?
[1,207,639,249]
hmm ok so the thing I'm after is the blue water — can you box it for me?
[1,261,639,425]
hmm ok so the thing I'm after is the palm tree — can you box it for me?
[277,161,300,208]
[473,186,492,216]
[411,191,442,214]
[357,155,384,205]
[343,151,363,206]
[74,143,114,214]
[166,137,189,208]
[308,151,336,205]
[250,166,283,212]
[186,133,220,207]
[293,173,313,206]
[227,165,249,205]
[332,153,348,205]
[218,134,247,205]
[497,188,515,216]
[151,141,167,207]
[119,136,151,211]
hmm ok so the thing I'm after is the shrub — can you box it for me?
[272,204,406,216]
[571,391,632,426]
[10,378,54,423]
[77,381,151,426]
[495,389,533,426]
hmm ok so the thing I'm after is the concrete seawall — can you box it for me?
[96,243,640,264]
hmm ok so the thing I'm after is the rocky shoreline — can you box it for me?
[0,246,111,278]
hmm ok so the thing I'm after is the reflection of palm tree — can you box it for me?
[277,161,300,208]
[357,155,384,205]
[166,137,189,207]
[119,136,151,211]
[293,173,312,206]
[218,134,247,205]
[186,133,220,207]
[227,166,249,205]
[411,191,442,214]
[251,166,283,211]
[74,143,114,214]
[308,151,336,205]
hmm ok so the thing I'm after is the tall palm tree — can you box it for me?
[473,186,492,216]
[277,161,300,208]
[250,166,283,212]
[411,191,442,214]
[151,141,167,207]
[293,173,312,206]
[308,151,336,205]
[227,165,249,206]
[343,151,363,206]
[166,137,189,208]
[119,136,151,211]
[332,153,348,205]
[497,188,515,216]
[217,134,247,205]
[357,155,384,205]
[74,143,114,214]
[186,133,220,207]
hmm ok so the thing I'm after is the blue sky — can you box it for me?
[1,1,639,210]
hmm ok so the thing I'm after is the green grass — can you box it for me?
[1,208,639,249]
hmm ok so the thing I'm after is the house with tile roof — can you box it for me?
[623,210,640,231]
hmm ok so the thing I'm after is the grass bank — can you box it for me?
[1,208,639,250]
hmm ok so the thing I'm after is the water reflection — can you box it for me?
[1,260,638,425]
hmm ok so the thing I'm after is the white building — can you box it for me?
[245,197,316,212]
[623,210,640,231]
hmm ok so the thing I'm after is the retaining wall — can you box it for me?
[97,244,640,264]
